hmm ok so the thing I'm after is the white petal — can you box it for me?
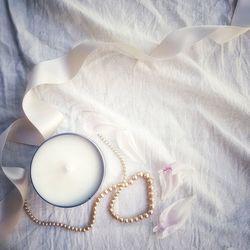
[159,162,194,200]
[159,168,184,200]
[157,224,179,239]
[157,196,194,238]
[116,130,145,163]
[159,170,174,200]
[171,173,182,193]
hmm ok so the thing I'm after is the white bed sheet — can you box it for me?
[0,0,250,249]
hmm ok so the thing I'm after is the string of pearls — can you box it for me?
[23,133,154,232]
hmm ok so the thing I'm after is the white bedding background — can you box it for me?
[0,0,250,249]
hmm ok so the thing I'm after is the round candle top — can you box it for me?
[30,133,104,207]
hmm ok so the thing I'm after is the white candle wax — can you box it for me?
[31,133,104,207]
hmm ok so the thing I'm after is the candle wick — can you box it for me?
[62,164,72,173]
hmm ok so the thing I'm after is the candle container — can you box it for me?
[30,133,105,208]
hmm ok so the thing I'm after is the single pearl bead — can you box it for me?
[148,191,154,196]
[139,215,144,220]
[128,180,133,185]
[138,172,144,177]
[132,175,138,180]
[148,210,153,215]
[149,204,154,210]
[147,179,153,184]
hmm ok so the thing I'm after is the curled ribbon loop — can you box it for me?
[0,0,249,240]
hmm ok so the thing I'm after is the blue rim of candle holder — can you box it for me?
[30,132,105,208]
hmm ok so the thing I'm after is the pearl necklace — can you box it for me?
[23,134,155,232]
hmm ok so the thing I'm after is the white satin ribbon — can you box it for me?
[1,0,249,240]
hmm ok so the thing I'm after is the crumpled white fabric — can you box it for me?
[0,0,250,249]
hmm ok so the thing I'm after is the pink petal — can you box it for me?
[154,196,194,239]
[159,166,181,200]
[159,162,194,200]
[116,130,145,163]
[157,224,181,239]
[159,170,173,200]
[163,165,173,172]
